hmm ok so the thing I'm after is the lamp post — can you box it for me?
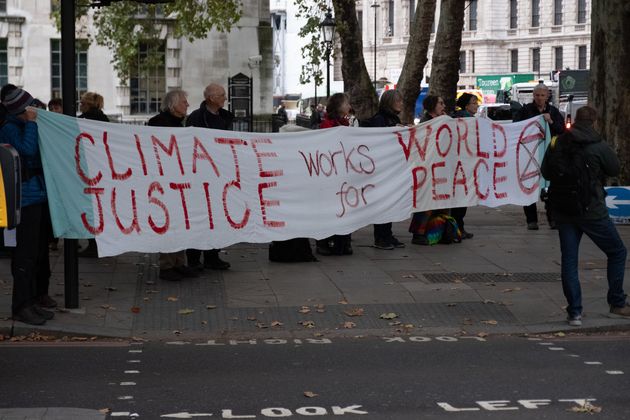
[371,2,380,90]
[319,9,335,99]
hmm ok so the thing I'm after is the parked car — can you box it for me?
[476,103,513,123]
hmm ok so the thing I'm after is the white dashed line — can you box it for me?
[548,347,565,351]
[527,337,542,341]
[606,370,624,375]
[118,396,134,400]
[584,361,603,365]
[127,360,141,363]
[125,370,140,374]
[568,354,580,358]
[129,349,143,353]
[120,382,137,386]
[111,412,131,417]
[538,342,554,346]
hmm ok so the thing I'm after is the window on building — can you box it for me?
[532,48,540,73]
[388,0,394,36]
[509,0,518,29]
[578,45,587,69]
[531,0,540,27]
[577,0,587,24]
[468,0,478,31]
[130,41,165,115]
[0,1,6,13]
[554,46,563,70]
[50,39,88,107]
[357,10,363,34]
[0,39,7,87]
[409,0,415,29]
[510,49,519,72]
[459,51,467,73]
[471,50,475,73]
[553,0,563,25]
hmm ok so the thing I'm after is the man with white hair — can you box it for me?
[514,83,565,231]
[148,89,199,281]
[185,83,234,271]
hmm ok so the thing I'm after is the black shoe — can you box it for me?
[374,239,394,250]
[316,245,332,256]
[204,257,231,270]
[411,234,429,245]
[527,222,539,230]
[13,305,46,325]
[174,265,199,278]
[390,236,405,248]
[37,295,58,309]
[33,305,55,320]
[461,230,474,239]
[159,268,183,281]
[78,241,98,258]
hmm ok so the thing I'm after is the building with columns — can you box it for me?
[0,0,273,121]
[357,0,591,91]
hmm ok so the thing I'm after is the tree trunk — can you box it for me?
[332,0,378,120]
[397,0,437,124]
[427,0,465,114]
[590,1,630,183]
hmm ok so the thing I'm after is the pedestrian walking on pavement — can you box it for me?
[77,92,109,258]
[514,83,565,231]
[541,105,630,326]
[0,85,56,325]
[185,83,233,271]
[360,89,406,250]
[148,89,200,281]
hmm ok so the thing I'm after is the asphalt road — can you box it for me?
[0,334,629,419]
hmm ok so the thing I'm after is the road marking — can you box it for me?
[438,398,596,412]
[129,349,143,353]
[120,382,137,386]
[118,396,134,400]
[548,347,565,351]
[584,361,602,365]
[538,342,554,346]
[568,354,580,357]
[527,337,542,341]
[111,413,131,417]
[125,370,140,374]
[127,360,141,363]
[606,370,624,375]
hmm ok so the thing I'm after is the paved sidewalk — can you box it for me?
[1,205,630,340]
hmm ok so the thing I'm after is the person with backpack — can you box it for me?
[514,83,565,230]
[541,105,630,326]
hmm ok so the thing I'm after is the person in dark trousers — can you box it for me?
[408,95,447,245]
[316,93,353,256]
[147,89,200,281]
[514,83,565,231]
[361,89,406,250]
[449,93,479,239]
[185,83,233,270]
[0,85,55,325]
[77,92,109,257]
[277,103,288,125]
[541,106,630,326]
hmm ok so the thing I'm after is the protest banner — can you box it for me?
[36,111,548,256]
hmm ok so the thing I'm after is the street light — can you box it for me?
[319,8,335,99]
[371,2,380,90]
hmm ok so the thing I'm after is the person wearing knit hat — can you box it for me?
[2,87,34,115]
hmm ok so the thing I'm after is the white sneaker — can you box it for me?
[567,314,582,327]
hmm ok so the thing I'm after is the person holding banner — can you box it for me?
[316,93,353,256]
[185,83,233,270]
[148,89,200,281]
[77,92,109,258]
[514,83,564,231]
[408,95,448,245]
[360,89,406,250]
[0,85,55,325]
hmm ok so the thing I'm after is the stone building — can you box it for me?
[0,1,273,121]
[356,0,591,89]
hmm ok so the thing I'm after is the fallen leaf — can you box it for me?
[477,332,489,338]
[482,299,496,304]
[502,287,522,293]
[338,298,348,305]
[271,321,283,327]
[130,306,141,314]
[299,320,315,328]
[167,296,178,302]
[555,331,566,337]
[389,320,402,326]
[255,322,268,329]
[380,312,398,320]
[568,402,602,413]
[178,308,194,315]
[98,408,111,414]
[100,304,113,310]
[304,391,318,398]
[247,316,257,321]
[343,321,356,329]
[314,304,325,309]
[298,306,311,314]
[481,320,498,325]
[316,309,326,313]
[344,307,364,317]
[462,318,474,325]
[206,305,217,310]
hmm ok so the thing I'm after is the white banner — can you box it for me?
[37,112,548,257]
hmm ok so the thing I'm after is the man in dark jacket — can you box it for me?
[185,83,233,270]
[541,106,629,326]
[514,84,565,230]
[148,89,199,281]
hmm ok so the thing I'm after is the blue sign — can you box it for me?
[605,186,630,223]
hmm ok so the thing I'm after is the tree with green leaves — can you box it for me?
[51,0,242,84]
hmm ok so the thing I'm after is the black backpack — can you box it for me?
[546,139,598,216]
